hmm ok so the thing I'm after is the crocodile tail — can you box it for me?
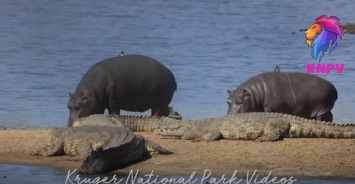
[144,139,173,154]
[80,147,107,174]
[290,120,355,138]
[80,137,147,174]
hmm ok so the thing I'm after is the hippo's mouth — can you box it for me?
[237,105,244,113]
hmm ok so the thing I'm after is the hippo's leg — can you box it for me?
[263,105,273,112]
[151,105,170,117]
[168,106,182,119]
[108,99,120,115]
[317,111,333,122]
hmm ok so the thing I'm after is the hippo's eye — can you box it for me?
[74,104,81,110]
[236,98,243,105]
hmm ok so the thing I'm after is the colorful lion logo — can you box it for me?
[305,15,344,62]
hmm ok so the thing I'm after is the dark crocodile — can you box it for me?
[72,113,355,141]
[33,126,172,174]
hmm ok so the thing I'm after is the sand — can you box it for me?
[0,129,354,181]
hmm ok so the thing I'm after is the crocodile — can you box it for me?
[155,112,355,141]
[69,106,181,128]
[33,126,172,174]
[72,113,355,141]
[71,114,179,132]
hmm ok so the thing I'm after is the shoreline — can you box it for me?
[0,129,354,181]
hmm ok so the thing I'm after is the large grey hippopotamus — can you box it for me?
[67,54,177,126]
[227,72,337,122]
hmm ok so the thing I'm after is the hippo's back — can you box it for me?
[254,72,337,96]
[91,54,176,89]
[234,72,337,121]
[250,72,337,100]
[87,54,176,91]
[79,54,177,113]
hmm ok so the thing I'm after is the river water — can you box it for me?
[0,0,354,183]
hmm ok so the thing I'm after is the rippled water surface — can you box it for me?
[0,0,355,183]
[1,0,355,128]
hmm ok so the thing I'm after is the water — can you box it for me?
[0,0,354,183]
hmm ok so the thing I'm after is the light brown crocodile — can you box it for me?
[33,125,172,174]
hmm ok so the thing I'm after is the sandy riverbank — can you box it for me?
[0,129,354,180]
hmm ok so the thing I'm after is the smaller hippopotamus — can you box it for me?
[227,72,337,122]
[67,54,177,126]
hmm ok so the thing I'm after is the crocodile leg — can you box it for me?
[33,140,64,156]
[200,130,223,141]
[143,138,173,155]
[63,138,94,160]
[181,131,204,141]
[255,121,290,142]
[179,130,222,142]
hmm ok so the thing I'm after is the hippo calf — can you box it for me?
[227,72,337,122]
[67,54,177,126]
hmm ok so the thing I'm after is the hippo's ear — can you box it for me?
[80,91,88,100]
[243,89,250,97]
[227,90,232,95]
